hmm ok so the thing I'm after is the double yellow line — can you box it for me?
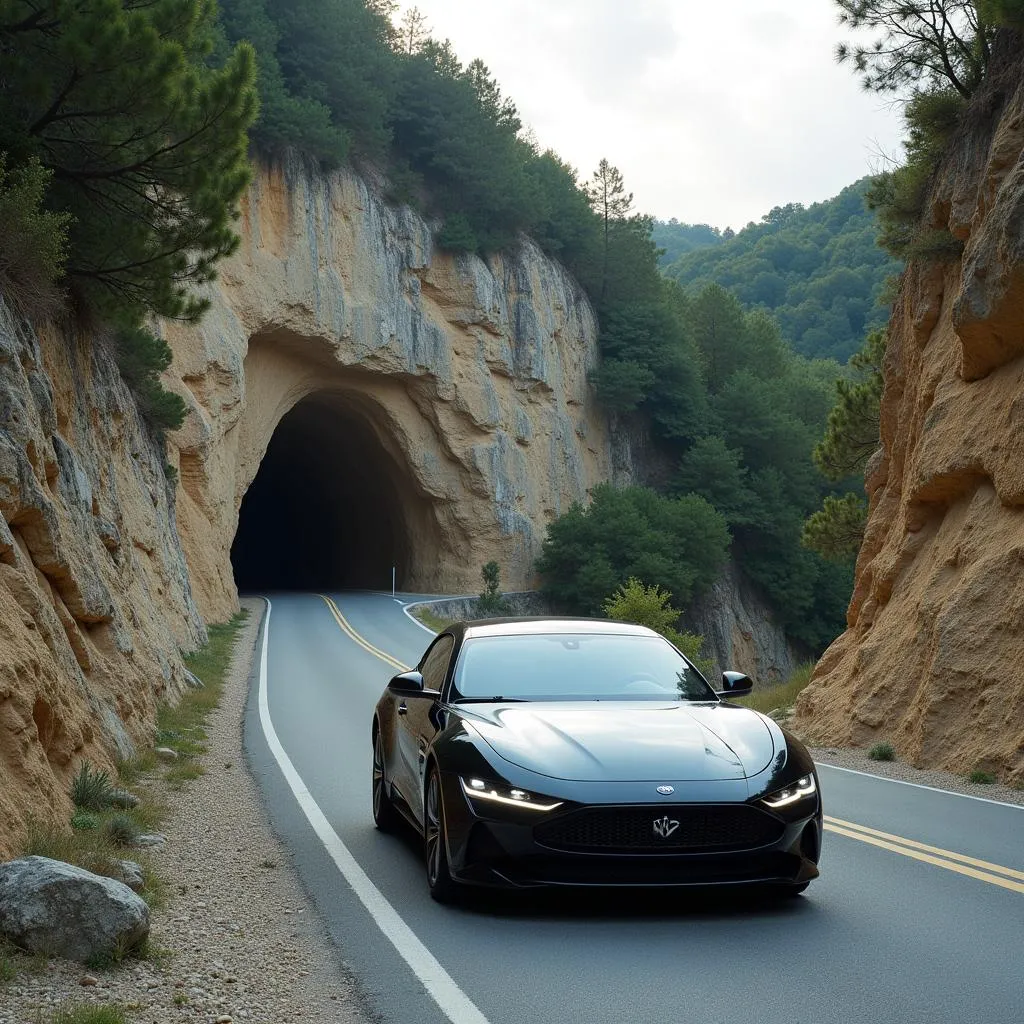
[824,815,1024,893]
[317,594,1023,895]
[318,594,409,673]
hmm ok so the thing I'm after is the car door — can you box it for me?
[396,634,454,826]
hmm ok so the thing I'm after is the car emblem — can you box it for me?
[656,785,674,795]
[653,816,680,839]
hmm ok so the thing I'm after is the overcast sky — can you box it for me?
[401,0,907,229]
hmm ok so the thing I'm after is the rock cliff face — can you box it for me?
[794,36,1024,784]
[0,301,203,857]
[165,155,611,621]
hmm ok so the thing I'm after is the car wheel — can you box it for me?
[424,768,458,904]
[372,730,399,832]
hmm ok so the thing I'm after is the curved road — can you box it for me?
[243,592,1024,1024]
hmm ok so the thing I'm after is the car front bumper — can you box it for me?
[440,773,822,889]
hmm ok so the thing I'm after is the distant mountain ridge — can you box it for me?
[655,179,901,363]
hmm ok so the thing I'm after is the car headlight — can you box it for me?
[460,777,563,812]
[761,774,817,809]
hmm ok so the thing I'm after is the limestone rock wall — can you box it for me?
[166,155,612,621]
[793,34,1024,784]
[687,563,806,684]
[0,301,204,857]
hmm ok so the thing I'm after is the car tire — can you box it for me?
[372,729,399,833]
[424,768,459,904]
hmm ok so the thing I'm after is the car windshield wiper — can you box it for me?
[453,696,529,703]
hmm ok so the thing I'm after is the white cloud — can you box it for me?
[405,0,906,227]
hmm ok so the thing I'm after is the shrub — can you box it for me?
[0,154,70,321]
[70,811,100,831]
[102,813,139,849]
[869,742,896,762]
[112,327,187,433]
[968,769,995,785]
[71,762,115,811]
[477,561,511,616]
[602,578,711,674]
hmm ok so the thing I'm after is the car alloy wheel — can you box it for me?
[424,769,458,903]
[372,730,398,832]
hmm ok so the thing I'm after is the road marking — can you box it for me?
[817,762,1024,811]
[319,594,409,672]
[403,601,440,635]
[824,815,1024,881]
[318,598,1024,898]
[256,598,492,1024]
[824,819,1024,894]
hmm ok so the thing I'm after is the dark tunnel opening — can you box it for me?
[231,395,414,592]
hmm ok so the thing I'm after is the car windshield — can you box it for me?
[451,633,716,702]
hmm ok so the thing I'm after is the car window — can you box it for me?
[419,634,455,692]
[451,633,716,702]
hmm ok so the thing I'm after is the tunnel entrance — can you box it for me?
[231,393,416,592]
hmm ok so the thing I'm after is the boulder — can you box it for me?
[0,856,149,962]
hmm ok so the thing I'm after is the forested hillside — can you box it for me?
[662,180,902,362]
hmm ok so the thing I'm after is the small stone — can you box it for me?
[133,833,167,849]
[215,1016,233,1023]
[154,746,179,762]
[80,975,99,987]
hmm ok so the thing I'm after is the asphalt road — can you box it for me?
[243,591,1024,1024]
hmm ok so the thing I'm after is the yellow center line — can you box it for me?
[318,595,409,673]
[825,815,1024,882]
[824,823,1024,894]
[316,596,1022,895]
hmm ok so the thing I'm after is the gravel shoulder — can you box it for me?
[2,598,374,1024]
[810,745,1024,808]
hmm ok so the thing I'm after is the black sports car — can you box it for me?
[371,618,822,902]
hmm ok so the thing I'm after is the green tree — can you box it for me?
[834,1,994,97]
[0,0,259,323]
[536,484,730,616]
[477,560,511,616]
[813,329,886,480]
[602,578,710,673]
[398,5,430,53]
[585,159,633,304]
[803,493,868,562]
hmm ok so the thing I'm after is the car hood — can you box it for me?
[458,702,776,782]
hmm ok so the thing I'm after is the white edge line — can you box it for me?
[255,598,491,1024]
[402,601,439,635]
[816,762,1024,811]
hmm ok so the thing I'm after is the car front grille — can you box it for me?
[534,804,784,854]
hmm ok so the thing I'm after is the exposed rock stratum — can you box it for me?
[794,35,1024,784]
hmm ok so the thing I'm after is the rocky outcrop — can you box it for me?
[166,155,612,621]
[0,855,150,962]
[0,300,203,857]
[793,33,1024,784]
[687,563,806,683]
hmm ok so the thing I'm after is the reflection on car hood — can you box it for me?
[459,702,776,782]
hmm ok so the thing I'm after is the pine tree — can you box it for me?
[399,5,430,54]
[585,159,633,304]
[0,0,258,323]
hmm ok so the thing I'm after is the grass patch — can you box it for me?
[49,1004,129,1024]
[968,769,995,785]
[0,938,17,985]
[735,662,815,716]
[71,763,115,811]
[411,605,454,634]
[115,749,157,786]
[869,742,896,762]
[163,761,205,789]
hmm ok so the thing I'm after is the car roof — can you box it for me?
[457,617,660,640]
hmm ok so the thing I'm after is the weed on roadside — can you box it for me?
[163,761,205,789]
[869,742,895,761]
[968,769,995,785]
[102,814,139,848]
[0,938,18,985]
[71,811,100,831]
[736,662,815,716]
[412,606,454,633]
[71,763,115,812]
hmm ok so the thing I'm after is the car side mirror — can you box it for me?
[716,670,753,698]
[388,670,426,694]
